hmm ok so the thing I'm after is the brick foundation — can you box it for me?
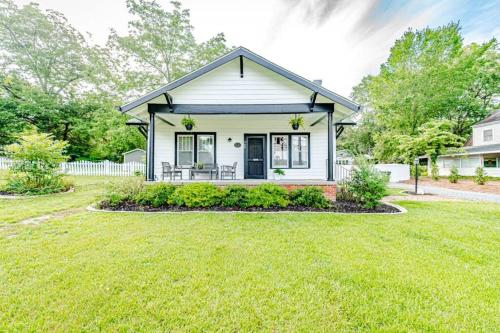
[280,184,336,201]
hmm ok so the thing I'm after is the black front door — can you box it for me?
[244,134,267,179]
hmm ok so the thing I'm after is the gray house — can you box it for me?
[123,148,146,163]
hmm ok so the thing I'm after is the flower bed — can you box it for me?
[97,181,401,214]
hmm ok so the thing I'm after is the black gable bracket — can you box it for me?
[138,126,148,138]
[309,92,318,111]
[163,93,174,112]
[310,114,326,126]
[336,125,344,139]
[240,56,244,78]
[155,114,175,127]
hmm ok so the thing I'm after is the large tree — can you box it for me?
[343,23,499,161]
[109,0,231,97]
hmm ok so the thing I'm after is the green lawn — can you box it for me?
[1,175,499,331]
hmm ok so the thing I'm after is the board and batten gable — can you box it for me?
[154,114,332,180]
[169,57,313,104]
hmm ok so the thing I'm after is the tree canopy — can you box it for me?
[340,23,499,163]
[0,0,231,161]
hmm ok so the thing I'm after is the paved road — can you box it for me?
[390,183,500,204]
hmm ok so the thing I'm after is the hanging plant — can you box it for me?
[181,116,196,130]
[289,115,304,130]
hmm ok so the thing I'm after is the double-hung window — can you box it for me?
[483,129,493,142]
[176,133,215,167]
[271,133,310,169]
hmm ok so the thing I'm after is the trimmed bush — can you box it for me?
[290,187,330,208]
[168,183,222,208]
[448,165,459,183]
[103,177,144,207]
[134,183,176,207]
[4,132,72,195]
[345,159,388,208]
[245,184,289,208]
[221,185,249,208]
[474,167,486,185]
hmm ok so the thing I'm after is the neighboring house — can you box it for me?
[123,148,146,163]
[119,47,359,189]
[435,110,500,177]
[336,150,354,165]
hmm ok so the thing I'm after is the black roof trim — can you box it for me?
[148,103,334,114]
[119,47,360,113]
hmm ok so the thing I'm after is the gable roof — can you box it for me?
[119,46,360,113]
[473,110,500,127]
[122,148,146,155]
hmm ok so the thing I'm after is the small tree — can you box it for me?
[448,165,459,183]
[431,162,439,180]
[474,167,486,185]
[4,131,70,194]
[345,158,388,208]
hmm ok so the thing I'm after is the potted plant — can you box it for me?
[181,116,196,130]
[289,115,304,130]
[194,162,204,169]
[273,168,285,180]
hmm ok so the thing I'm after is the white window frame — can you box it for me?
[483,129,493,142]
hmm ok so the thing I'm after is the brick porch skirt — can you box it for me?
[280,184,336,201]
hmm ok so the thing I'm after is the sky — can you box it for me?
[13,0,500,97]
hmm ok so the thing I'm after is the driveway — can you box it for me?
[390,183,500,203]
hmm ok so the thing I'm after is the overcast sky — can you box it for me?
[13,0,500,97]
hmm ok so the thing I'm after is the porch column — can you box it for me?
[327,108,334,181]
[146,107,155,181]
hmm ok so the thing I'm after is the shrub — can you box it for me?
[410,165,428,177]
[345,159,388,208]
[103,177,144,207]
[448,165,459,183]
[474,167,486,185]
[168,183,222,207]
[221,185,249,207]
[336,183,355,202]
[290,187,330,208]
[134,183,176,207]
[4,131,72,195]
[245,184,289,208]
[431,162,439,180]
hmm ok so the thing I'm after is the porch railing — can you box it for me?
[335,164,353,184]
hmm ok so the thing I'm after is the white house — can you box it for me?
[119,47,359,196]
[436,110,500,177]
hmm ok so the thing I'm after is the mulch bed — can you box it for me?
[98,200,400,214]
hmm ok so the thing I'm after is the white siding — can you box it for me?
[170,58,312,104]
[472,122,500,146]
[153,114,330,180]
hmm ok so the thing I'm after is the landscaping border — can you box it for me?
[86,201,407,215]
[0,187,75,200]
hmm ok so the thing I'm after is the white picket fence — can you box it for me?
[0,157,145,176]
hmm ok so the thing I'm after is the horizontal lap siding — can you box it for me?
[154,115,328,180]
[170,58,312,104]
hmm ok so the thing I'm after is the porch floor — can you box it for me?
[154,179,336,186]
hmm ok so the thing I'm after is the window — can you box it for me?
[271,133,310,168]
[176,133,215,167]
[483,157,497,168]
[197,134,215,164]
[272,135,289,168]
[483,129,493,142]
[292,135,309,168]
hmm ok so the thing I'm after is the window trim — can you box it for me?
[175,132,216,167]
[483,129,493,142]
[270,132,311,169]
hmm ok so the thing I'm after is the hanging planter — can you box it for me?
[289,114,304,130]
[181,116,196,131]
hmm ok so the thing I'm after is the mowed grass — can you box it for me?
[0,175,499,331]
